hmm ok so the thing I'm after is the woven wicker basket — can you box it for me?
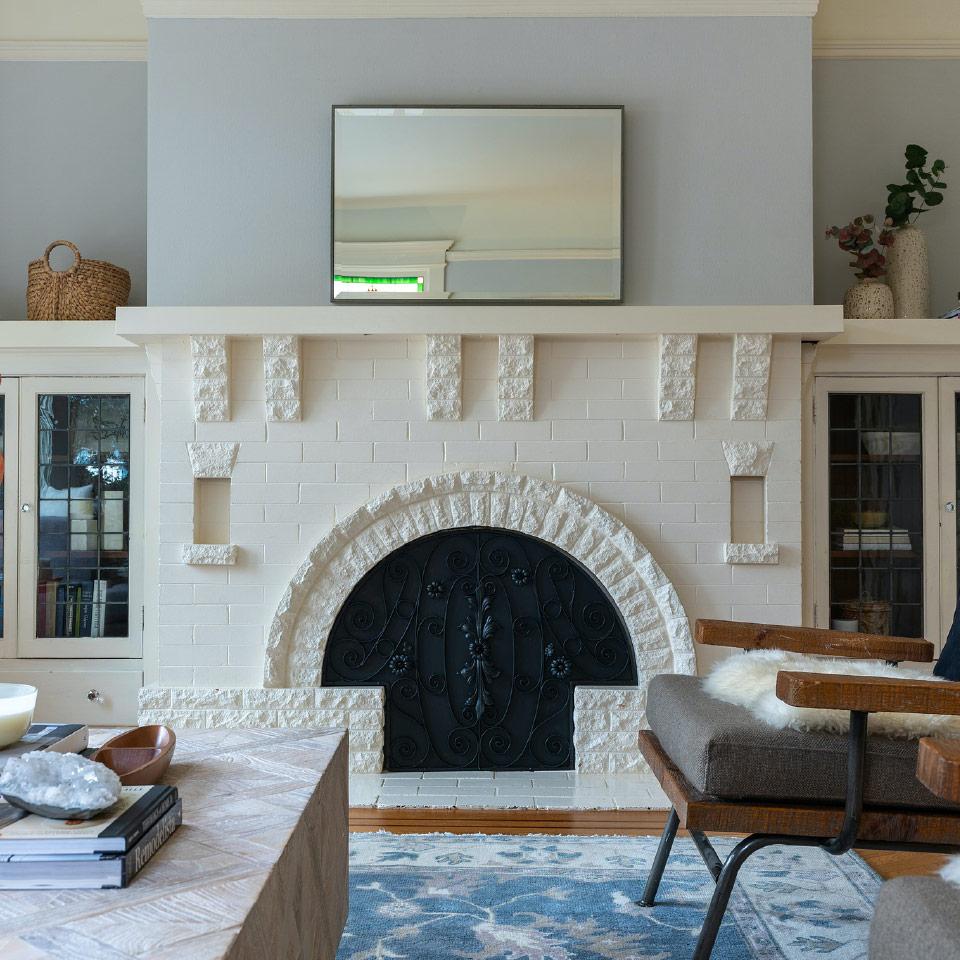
[27,241,131,321]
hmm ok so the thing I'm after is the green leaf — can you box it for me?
[907,170,921,185]
[905,143,928,168]
[935,181,948,189]
[888,192,910,213]
[887,183,904,193]
[925,191,944,206]
[933,159,946,175]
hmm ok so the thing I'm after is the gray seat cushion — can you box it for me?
[646,674,956,808]
[870,876,960,960]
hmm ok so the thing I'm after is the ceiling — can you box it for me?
[1,0,958,58]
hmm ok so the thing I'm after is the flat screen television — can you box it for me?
[331,106,623,304]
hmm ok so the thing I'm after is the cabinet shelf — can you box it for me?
[830,549,919,560]
[829,454,922,464]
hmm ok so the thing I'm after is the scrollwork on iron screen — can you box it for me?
[322,527,637,770]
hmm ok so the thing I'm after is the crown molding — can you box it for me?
[0,40,147,61]
[814,39,960,59]
[141,1,820,18]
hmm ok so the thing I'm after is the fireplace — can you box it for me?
[322,526,637,771]
[136,326,811,777]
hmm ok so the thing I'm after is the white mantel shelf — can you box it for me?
[115,305,843,341]
[821,317,960,346]
[0,320,140,350]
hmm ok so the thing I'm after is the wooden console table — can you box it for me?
[0,727,349,960]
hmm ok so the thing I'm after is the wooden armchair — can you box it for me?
[638,619,960,960]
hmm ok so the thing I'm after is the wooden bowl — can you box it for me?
[93,725,176,785]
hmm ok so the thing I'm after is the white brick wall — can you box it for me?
[154,333,802,687]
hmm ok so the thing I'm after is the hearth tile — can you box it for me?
[417,784,496,797]
[450,782,499,795]
[455,796,527,809]
[387,796,457,809]
[379,780,429,794]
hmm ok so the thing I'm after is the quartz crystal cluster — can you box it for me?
[0,751,121,813]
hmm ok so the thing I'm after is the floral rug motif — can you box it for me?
[338,833,880,960]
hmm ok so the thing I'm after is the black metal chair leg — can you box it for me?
[692,834,809,960]
[638,806,679,907]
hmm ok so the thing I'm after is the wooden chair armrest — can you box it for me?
[696,618,934,664]
[776,671,960,715]
[917,738,960,803]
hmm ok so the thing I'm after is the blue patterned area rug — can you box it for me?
[338,833,880,960]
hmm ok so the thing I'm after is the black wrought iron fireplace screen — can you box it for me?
[322,526,637,770]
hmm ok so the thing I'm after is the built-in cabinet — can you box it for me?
[814,374,960,651]
[0,374,143,722]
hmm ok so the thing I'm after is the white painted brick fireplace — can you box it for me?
[129,308,837,774]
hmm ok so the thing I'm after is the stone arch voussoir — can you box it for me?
[263,471,694,688]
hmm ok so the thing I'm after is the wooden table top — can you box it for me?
[0,727,348,960]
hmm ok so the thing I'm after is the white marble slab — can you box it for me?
[0,727,349,960]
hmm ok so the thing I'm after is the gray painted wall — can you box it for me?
[0,63,147,319]
[445,258,619,298]
[814,60,960,316]
[148,18,812,306]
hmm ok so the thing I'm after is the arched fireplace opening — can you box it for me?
[322,526,637,771]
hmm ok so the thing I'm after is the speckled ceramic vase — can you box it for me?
[887,224,930,318]
[843,277,895,320]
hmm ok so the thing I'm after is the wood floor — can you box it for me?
[349,807,948,880]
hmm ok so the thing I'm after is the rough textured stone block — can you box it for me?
[425,333,462,421]
[657,333,698,421]
[182,543,239,565]
[191,335,230,422]
[731,333,772,420]
[722,440,775,477]
[188,441,239,479]
[263,335,301,421]
[724,542,780,564]
[497,335,535,421]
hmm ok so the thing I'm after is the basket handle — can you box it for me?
[43,240,81,276]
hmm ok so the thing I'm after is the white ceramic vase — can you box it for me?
[886,224,930,318]
[842,277,894,320]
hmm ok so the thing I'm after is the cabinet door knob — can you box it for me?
[947,501,956,513]
[20,503,31,513]
[86,689,103,703]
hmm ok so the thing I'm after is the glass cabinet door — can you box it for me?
[816,378,939,643]
[18,378,143,659]
[0,380,18,657]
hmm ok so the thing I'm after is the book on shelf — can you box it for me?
[0,784,178,854]
[0,799,182,889]
[0,724,89,770]
[90,580,107,638]
[841,528,912,551]
[36,579,60,637]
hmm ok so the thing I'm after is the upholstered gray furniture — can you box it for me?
[647,674,950,808]
[639,619,960,960]
[869,875,960,960]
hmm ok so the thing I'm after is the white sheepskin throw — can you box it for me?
[942,856,960,887]
[703,649,960,738]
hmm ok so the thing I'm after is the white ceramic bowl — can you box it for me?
[0,684,38,748]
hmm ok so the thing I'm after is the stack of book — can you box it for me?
[841,528,913,551]
[0,785,180,889]
[0,723,181,889]
[36,579,110,638]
